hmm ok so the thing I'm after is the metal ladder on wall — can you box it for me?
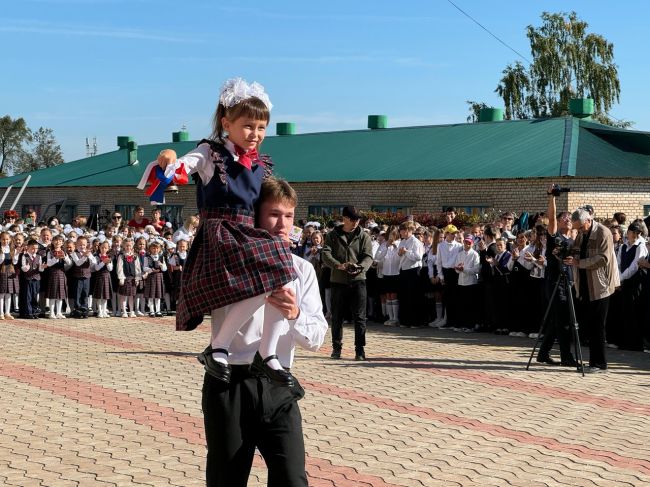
[0,176,69,224]
[0,175,31,213]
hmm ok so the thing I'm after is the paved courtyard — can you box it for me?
[1,315,649,486]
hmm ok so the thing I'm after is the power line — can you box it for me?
[445,0,531,64]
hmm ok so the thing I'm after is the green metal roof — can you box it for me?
[2,117,650,188]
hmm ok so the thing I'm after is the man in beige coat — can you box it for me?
[564,208,620,373]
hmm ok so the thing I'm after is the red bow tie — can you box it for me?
[233,146,259,171]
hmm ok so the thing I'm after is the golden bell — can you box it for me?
[165,185,179,194]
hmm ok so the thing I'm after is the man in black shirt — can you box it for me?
[536,185,577,366]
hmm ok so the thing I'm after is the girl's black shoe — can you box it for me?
[252,352,294,387]
[197,347,231,383]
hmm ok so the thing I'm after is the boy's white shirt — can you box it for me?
[210,254,328,368]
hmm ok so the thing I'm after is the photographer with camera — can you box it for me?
[535,184,578,366]
[321,206,374,360]
[564,205,620,373]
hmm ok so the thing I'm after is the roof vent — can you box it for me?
[569,98,594,119]
[117,136,134,149]
[276,122,296,136]
[368,115,388,130]
[172,131,190,142]
[127,140,137,165]
[478,108,504,122]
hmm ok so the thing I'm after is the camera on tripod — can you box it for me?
[549,184,571,197]
[554,236,579,260]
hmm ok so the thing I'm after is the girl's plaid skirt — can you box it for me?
[118,277,137,297]
[144,271,165,299]
[93,268,113,300]
[176,207,296,331]
[46,268,68,300]
[0,270,19,294]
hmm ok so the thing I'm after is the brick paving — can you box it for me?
[1,316,649,486]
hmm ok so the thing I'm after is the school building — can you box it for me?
[2,100,650,227]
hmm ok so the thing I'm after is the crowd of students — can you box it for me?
[5,201,650,353]
[298,206,650,353]
[0,206,196,320]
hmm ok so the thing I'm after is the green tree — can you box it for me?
[0,115,30,176]
[15,127,64,174]
[470,11,630,127]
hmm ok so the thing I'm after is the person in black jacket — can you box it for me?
[321,206,374,360]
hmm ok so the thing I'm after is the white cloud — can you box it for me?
[0,19,200,43]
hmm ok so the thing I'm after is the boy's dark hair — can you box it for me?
[211,97,270,144]
[26,239,38,246]
[257,177,298,208]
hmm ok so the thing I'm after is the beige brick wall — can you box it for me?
[11,176,650,224]
[291,177,650,221]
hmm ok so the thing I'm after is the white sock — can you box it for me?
[87,296,93,310]
[0,295,4,316]
[121,297,128,314]
[155,298,161,313]
[13,294,18,310]
[148,298,154,312]
[56,300,63,316]
[392,301,399,322]
[435,302,443,321]
[211,294,267,365]
[258,300,287,371]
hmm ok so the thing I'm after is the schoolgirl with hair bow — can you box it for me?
[141,78,295,386]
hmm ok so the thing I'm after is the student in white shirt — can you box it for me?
[375,227,401,325]
[397,221,424,327]
[454,235,481,329]
[199,177,327,486]
[434,225,463,327]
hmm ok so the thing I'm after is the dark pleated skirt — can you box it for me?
[144,271,165,299]
[46,268,68,300]
[0,271,19,294]
[93,269,113,300]
[118,277,137,297]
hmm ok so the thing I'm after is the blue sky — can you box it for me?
[3,0,649,163]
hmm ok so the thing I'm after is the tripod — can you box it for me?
[526,268,585,377]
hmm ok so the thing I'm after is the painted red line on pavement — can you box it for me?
[314,342,650,418]
[302,378,650,476]
[9,319,145,350]
[27,318,650,419]
[0,358,402,487]
[368,357,650,417]
[8,319,650,477]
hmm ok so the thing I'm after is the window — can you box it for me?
[54,204,78,224]
[89,204,101,217]
[115,204,139,222]
[444,205,490,217]
[371,205,411,214]
[157,204,184,229]
[87,204,103,231]
[644,205,650,217]
[307,205,347,218]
